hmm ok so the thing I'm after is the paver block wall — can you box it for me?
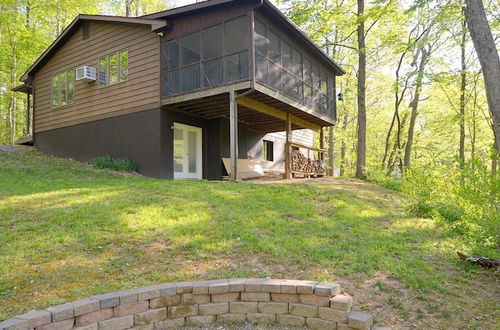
[0,279,390,330]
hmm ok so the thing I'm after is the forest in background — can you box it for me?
[0,0,498,257]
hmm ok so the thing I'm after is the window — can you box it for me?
[99,49,128,87]
[51,69,75,108]
[263,140,274,161]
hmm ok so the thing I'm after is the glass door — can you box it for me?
[173,123,202,179]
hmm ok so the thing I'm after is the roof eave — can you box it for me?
[20,15,167,82]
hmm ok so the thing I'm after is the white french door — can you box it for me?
[173,123,202,180]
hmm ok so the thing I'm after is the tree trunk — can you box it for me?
[56,1,61,35]
[125,0,133,17]
[465,0,500,152]
[8,40,17,145]
[403,48,429,169]
[340,109,348,176]
[459,16,467,169]
[355,0,367,179]
[383,51,408,169]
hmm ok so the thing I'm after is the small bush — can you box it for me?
[91,156,136,172]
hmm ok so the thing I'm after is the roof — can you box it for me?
[20,15,168,82]
[12,83,33,94]
[143,0,345,76]
[20,0,344,83]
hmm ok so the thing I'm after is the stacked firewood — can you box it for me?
[291,150,326,175]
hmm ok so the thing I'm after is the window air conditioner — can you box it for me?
[75,66,96,82]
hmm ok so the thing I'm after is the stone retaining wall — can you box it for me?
[0,279,390,330]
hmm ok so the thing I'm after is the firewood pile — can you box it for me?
[291,150,326,176]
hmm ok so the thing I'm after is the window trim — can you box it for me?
[98,48,129,88]
[263,139,274,161]
[51,68,76,109]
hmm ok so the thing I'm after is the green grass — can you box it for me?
[0,148,498,329]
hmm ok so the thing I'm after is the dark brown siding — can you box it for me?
[34,22,160,133]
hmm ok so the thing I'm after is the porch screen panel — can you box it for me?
[202,24,223,59]
[225,16,247,54]
[202,58,223,87]
[254,19,337,117]
[180,64,200,92]
[181,32,200,65]
[161,15,249,97]
[224,51,248,83]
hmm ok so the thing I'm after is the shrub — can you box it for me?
[402,160,499,257]
[369,159,499,258]
[91,156,136,172]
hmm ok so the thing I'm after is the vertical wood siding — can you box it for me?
[34,22,160,133]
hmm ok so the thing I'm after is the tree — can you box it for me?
[355,0,367,179]
[464,0,500,153]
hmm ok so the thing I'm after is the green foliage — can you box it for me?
[366,167,403,191]
[91,155,136,172]
[369,160,499,257]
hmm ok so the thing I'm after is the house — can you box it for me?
[13,0,345,180]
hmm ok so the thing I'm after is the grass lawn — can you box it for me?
[0,147,498,329]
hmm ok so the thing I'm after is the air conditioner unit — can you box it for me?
[75,66,96,82]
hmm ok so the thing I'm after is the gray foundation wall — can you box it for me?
[34,108,302,180]
[34,108,169,178]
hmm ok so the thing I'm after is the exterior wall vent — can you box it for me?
[82,22,90,40]
[75,66,97,82]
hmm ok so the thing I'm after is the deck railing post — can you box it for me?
[229,90,238,182]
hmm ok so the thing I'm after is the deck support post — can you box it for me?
[229,90,238,182]
[319,127,324,160]
[285,112,292,179]
[328,126,334,176]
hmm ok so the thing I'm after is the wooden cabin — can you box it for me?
[13,0,344,180]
